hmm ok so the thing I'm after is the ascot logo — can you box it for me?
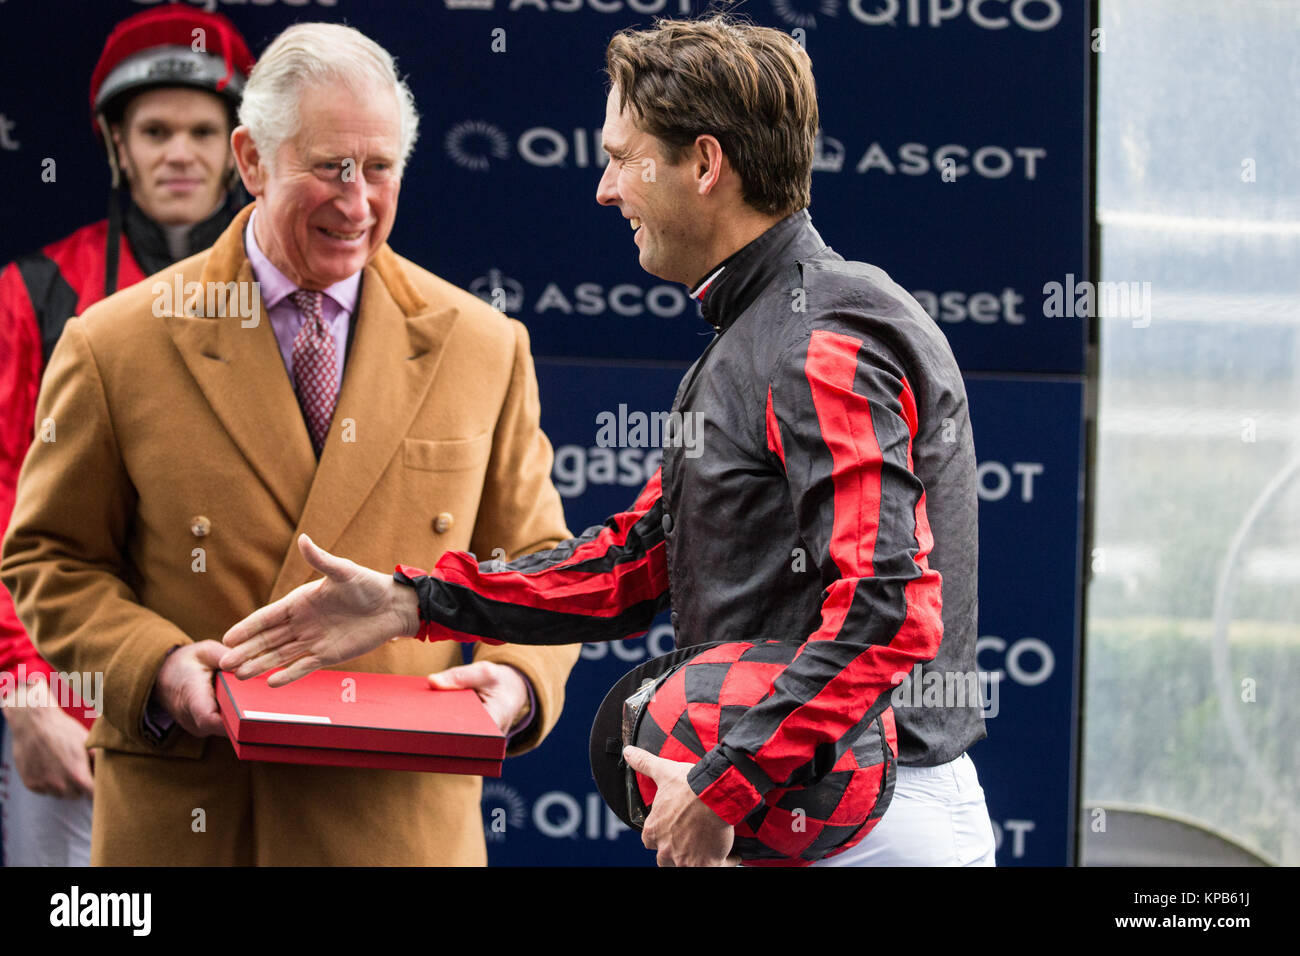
[470,271,691,321]
[470,268,525,312]
[855,140,1046,180]
[771,0,840,28]
[812,131,845,173]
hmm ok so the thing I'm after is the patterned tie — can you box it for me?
[289,289,338,456]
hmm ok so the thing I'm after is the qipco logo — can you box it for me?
[976,635,1054,688]
[847,0,1062,30]
[532,791,631,841]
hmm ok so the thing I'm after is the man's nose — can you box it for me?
[595,160,619,207]
[164,135,196,165]
[336,173,370,222]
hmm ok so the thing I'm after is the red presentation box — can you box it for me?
[217,670,505,776]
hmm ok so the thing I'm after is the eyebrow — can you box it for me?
[307,150,396,164]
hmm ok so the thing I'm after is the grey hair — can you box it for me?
[238,22,419,175]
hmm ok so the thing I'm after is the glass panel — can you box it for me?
[1086,0,1300,865]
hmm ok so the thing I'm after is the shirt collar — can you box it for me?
[244,208,362,314]
[123,192,238,278]
[688,209,826,333]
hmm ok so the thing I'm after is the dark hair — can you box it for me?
[605,15,818,217]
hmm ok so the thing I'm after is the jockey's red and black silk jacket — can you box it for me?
[400,210,986,825]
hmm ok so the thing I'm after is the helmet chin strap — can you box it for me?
[97,112,126,298]
[103,186,124,299]
[96,113,123,190]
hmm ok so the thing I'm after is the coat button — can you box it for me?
[661,513,673,534]
[670,611,679,629]
[433,512,454,534]
[190,516,211,537]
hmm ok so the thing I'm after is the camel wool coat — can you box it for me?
[1,204,580,865]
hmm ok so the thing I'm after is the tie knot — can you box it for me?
[290,289,324,323]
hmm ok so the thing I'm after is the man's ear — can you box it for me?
[230,126,265,196]
[693,134,725,197]
[222,131,237,175]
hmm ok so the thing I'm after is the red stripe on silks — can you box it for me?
[765,386,786,469]
[898,375,919,438]
[452,469,662,584]
[695,763,763,825]
[512,508,643,574]
[897,377,936,571]
[744,578,856,773]
[485,468,662,579]
[750,573,943,784]
[430,468,670,616]
[416,620,504,645]
[436,540,669,616]
[630,467,663,512]
[805,330,882,579]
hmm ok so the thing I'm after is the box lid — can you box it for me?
[217,670,506,760]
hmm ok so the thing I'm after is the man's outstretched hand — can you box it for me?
[219,534,418,686]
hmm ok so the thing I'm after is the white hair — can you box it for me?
[238,22,419,175]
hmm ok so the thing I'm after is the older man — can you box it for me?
[1,22,578,866]
[221,16,994,869]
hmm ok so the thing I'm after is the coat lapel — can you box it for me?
[162,205,317,525]
[269,246,462,599]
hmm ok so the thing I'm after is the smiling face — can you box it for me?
[113,87,234,227]
[596,87,707,287]
[234,80,402,290]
